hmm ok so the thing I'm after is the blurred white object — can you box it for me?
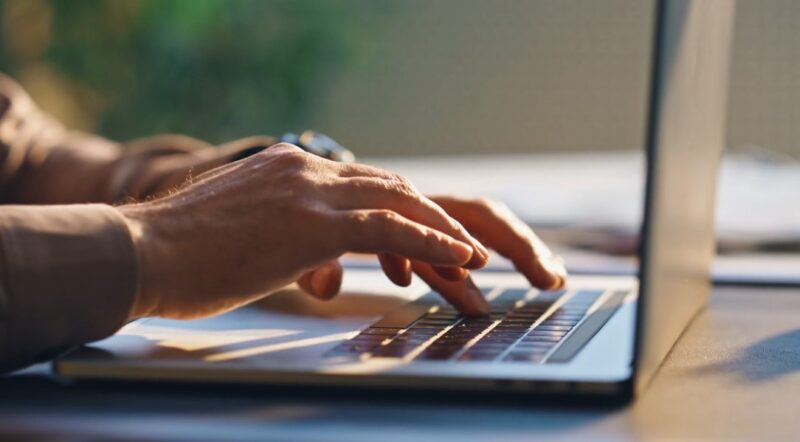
[367,150,800,251]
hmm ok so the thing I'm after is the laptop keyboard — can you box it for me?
[325,287,623,364]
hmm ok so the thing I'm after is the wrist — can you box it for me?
[119,204,163,320]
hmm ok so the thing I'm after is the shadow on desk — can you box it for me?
[694,328,800,383]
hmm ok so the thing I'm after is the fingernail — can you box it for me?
[311,266,332,297]
[546,256,568,288]
[551,255,568,277]
[449,240,473,263]
[467,280,491,315]
[472,238,490,261]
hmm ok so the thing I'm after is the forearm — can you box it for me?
[0,204,138,373]
[0,73,233,204]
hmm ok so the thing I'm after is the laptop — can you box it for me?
[56,0,735,399]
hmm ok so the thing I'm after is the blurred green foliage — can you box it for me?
[0,0,389,142]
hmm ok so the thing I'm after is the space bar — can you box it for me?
[546,290,628,363]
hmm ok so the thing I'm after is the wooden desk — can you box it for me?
[1,286,798,441]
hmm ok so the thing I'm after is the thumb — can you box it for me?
[297,260,343,300]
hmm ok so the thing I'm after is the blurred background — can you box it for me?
[1,0,798,275]
[1,0,799,158]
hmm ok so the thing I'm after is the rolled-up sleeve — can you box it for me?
[0,72,277,372]
[0,74,142,372]
[0,204,137,372]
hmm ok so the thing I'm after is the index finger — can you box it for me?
[336,209,474,266]
[433,197,567,290]
[411,261,490,316]
[333,168,490,269]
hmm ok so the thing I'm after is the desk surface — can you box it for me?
[1,286,799,441]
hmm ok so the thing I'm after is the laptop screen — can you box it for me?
[635,0,735,393]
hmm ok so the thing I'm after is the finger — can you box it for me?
[412,261,489,316]
[433,197,567,290]
[338,209,474,266]
[432,265,469,281]
[297,260,343,300]
[378,253,412,287]
[336,161,398,180]
[331,176,490,269]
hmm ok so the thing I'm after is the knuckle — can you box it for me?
[350,209,398,230]
[423,229,442,250]
[264,143,308,164]
[349,210,372,227]
[387,178,417,200]
[280,151,310,170]
[371,209,398,225]
[390,173,413,189]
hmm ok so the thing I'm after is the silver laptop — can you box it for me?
[56,0,735,399]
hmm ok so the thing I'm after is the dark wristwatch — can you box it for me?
[281,131,355,163]
[232,130,355,163]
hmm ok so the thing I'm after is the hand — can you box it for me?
[119,143,492,320]
[120,135,278,199]
[377,196,567,309]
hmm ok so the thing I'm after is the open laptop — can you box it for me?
[56,0,735,399]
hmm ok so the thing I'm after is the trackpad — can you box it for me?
[75,289,411,367]
[254,288,408,319]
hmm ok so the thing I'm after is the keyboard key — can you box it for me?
[360,327,402,336]
[458,317,494,325]
[392,333,432,342]
[513,342,554,351]
[415,347,460,361]
[371,340,423,358]
[411,323,449,329]
[484,330,525,337]
[527,330,568,338]
[498,323,534,330]
[465,344,508,354]
[458,352,499,361]
[403,330,441,338]
[557,308,590,315]
[521,335,562,343]
[504,351,547,363]
[534,325,573,332]
[415,318,456,325]
[541,319,580,326]
[469,342,511,351]
[491,288,530,305]
[517,304,549,311]
[501,317,535,324]
[532,290,565,302]
[425,313,460,321]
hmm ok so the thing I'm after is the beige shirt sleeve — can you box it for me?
[0,73,148,372]
[0,73,277,372]
[0,204,137,372]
